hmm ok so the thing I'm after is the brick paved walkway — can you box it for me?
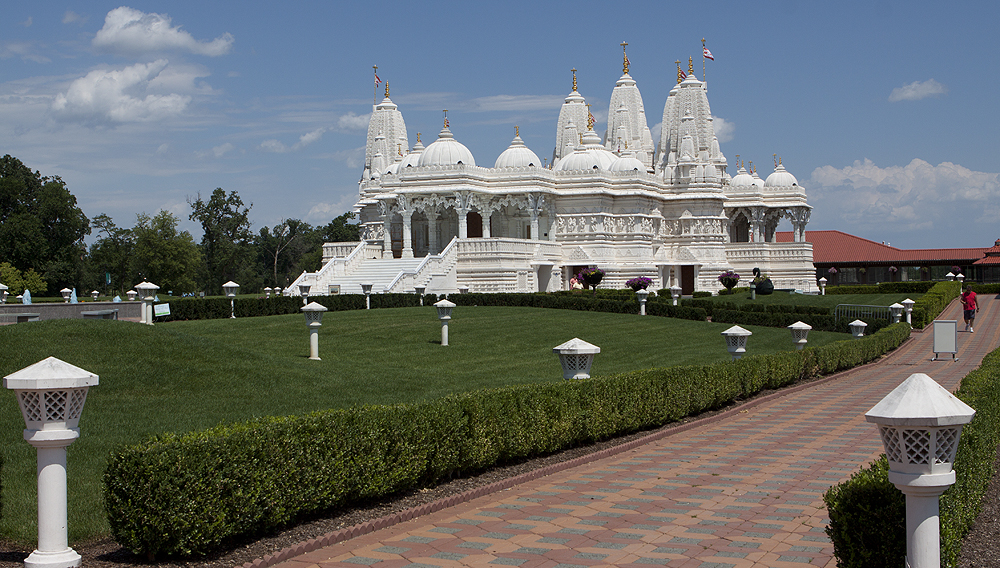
[267,296,998,568]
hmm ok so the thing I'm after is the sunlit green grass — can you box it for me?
[0,307,849,544]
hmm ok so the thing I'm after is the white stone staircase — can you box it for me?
[321,257,425,295]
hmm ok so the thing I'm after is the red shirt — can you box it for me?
[962,291,977,311]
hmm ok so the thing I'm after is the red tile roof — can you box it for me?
[776,230,988,265]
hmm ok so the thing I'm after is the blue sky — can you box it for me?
[1,1,997,249]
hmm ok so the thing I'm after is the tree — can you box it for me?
[89,214,135,296]
[132,211,202,295]
[0,262,47,295]
[257,219,313,289]
[188,188,254,294]
[0,155,90,292]
[298,212,360,272]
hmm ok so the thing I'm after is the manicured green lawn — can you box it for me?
[0,307,849,544]
[694,291,922,309]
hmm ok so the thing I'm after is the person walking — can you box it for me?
[962,284,980,332]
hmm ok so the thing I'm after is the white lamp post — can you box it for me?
[223,281,239,319]
[749,282,756,300]
[0,282,8,304]
[414,286,426,306]
[890,302,905,324]
[636,289,649,316]
[902,298,915,325]
[4,357,98,568]
[60,288,72,303]
[670,285,681,306]
[721,325,752,361]
[956,273,965,283]
[301,302,328,360]
[434,299,455,346]
[865,373,975,568]
[788,321,812,350]
[135,282,159,325]
[945,272,955,281]
[264,287,272,298]
[818,276,827,295]
[552,338,601,380]
[361,283,374,309]
[126,290,137,302]
[458,285,470,294]
[298,283,311,306]
[90,290,99,302]
[849,319,868,338]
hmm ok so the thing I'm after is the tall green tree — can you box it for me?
[132,211,202,295]
[257,219,316,289]
[0,155,90,292]
[89,214,135,295]
[298,212,361,272]
[188,188,254,294]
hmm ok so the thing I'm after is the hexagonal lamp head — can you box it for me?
[902,298,915,312]
[890,302,905,323]
[91,290,100,301]
[721,325,752,360]
[849,319,868,338]
[414,286,426,296]
[818,277,827,284]
[60,288,72,303]
[361,283,374,296]
[636,289,650,302]
[458,285,470,294]
[670,285,682,299]
[135,281,159,301]
[223,281,240,298]
[4,357,99,432]
[865,373,974,480]
[126,290,137,301]
[0,282,7,304]
[945,272,955,281]
[434,299,455,320]
[553,338,601,380]
[301,301,328,327]
[788,321,812,350]
[298,283,311,297]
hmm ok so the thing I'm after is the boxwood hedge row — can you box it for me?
[103,323,911,558]
[825,281,938,294]
[909,281,961,328]
[824,344,1000,567]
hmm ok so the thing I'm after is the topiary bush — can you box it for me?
[104,323,911,559]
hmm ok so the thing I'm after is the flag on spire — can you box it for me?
[374,72,381,84]
[703,46,714,61]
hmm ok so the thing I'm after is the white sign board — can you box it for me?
[932,320,958,361]
[153,303,171,317]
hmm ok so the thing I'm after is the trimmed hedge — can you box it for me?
[824,344,1000,567]
[825,281,938,294]
[681,298,831,319]
[158,293,426,322]
[909,281,961,328]
[442,292,708,322]
[103,323,911,558]
[710,309,890,334]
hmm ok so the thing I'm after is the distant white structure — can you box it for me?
[292,49,815,296]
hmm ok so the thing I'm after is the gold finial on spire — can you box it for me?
[385,82,389,98]
[443,110,449,128]
[779,156,782,166]
[398,143,402,157]
[676,60,683,84]
[688,56,694,76]
[416,132,421,144]
[579,133,584,145]
[620,41,630,74]
[571,68,577,91]
[586,103,595,130]
[773,153,777,168]
[515,125,519,137]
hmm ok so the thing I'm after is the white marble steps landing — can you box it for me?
[327,258,425,295]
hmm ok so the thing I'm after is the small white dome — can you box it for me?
[750,169,765,188]
[401,138,425,168]
[609,154,646,172]
[730,165,754,188]
[765,163,799,187]
[494,134,541,168]
[581,129,617,169]
[418,127,476,167]
[385,162,400,175]
[554,147,602,171]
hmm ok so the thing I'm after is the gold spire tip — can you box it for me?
[571,68,577,91]
[385,82,389,98]
[688,57,694,75]
[620,40,630,74]
[515,125,519,137]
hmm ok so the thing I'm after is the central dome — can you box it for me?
[418,127,476,167]
[494,133,540,168]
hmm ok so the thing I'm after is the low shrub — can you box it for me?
[692,291,713,298]
[711,310,889,334]
[826,281,938,295]
[104,323,910,558]
[910,281,961,328]
[824,345,1000,567]
[158,294,421,322]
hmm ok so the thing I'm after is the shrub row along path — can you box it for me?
[265,298,998,568]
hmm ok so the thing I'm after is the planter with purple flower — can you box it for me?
[718,270,740,294]
[580,268,605,296]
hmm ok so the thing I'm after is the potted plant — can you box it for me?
[718,270,740,294]
[580,267,605,296]
[626,276,652,292]
[752,267,773,295]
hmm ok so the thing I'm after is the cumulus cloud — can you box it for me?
[21,17,32,27]
[62,11,86,25]
[52,59,193,123]
[306,193,360,224]
[93,7,233,56]
[888,79,947,102]
[712,116,735,143]
[337,111,370,131]
[259,127,327,153]
[809,158,1000,235]
[331,146,366,169]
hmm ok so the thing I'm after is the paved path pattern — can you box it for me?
[272,297,999,568]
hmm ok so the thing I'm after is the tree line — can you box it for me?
[0,155,359,297]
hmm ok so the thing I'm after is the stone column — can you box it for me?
[382,216,393,259]
[427,213,438,255]
[401,210,414,259]
[482,212,491,238]
[458,212,468,239]
[548,209,557,241]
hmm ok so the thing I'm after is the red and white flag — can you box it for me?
[703,47,714,61]
[374,72,382,85]
[679,69,687,79]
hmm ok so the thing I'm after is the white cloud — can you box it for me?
[259,127,327,153]
[93,7,233,57]
[306,193,360,224]
[468,94,566,112]
[888,79,947,102]
[330,146,366,169]
[21,17,32,27]
[809,158,1000,235]
[1,41,51,63]
[712,116,735,143]
[52,59,192,124]
[337,111,370,131]
[210,143,233,158]
[62,11,86,25]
